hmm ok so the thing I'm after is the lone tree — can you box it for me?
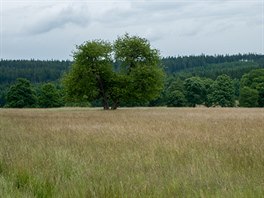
[63,34,164,110]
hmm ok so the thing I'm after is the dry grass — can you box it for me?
[0,107,264,197]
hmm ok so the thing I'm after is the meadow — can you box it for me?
[0,108,264,197]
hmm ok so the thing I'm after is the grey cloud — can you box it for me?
[131,1,192,12]
[96,1,189,27]
[96,0,260,33]
[2,0,262,60]
[25,4,90,35]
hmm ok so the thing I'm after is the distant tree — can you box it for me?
[0,60,71,84]
[0,86,7,107]
[233,78,240,100]
[63,34,164,110]
[167,90,186,107]
[202,78,214,107]
[240,69,264,107]
[258,86,264,107]
[208,74,235,107]
[239,87,259,107]
[38,83,63,108]
[165,77,186,107]
[161,54,264,75]
[184,77,206,107]
[167,78,184,93]
[6,78,37,108]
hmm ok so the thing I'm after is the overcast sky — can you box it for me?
[0,0,263,60]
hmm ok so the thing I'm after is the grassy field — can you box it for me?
[0,108,264,197]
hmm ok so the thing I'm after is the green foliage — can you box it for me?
[184,77,206,107]
[167,90,186,107]
[113,34,164,107]
[239,87,259,107]
[1,54,263,87]
[1,54,263,108]
[0,60,71,84]
[167,78,185,93]
[240,69,264,107]
[114,33,160,71]
[63,40,113,109]
[63,34,165,110]
[208,75,235,107]
[6,78,37,108]
[258,87,264,107]
[240,69,264,88]
[233,78,240,99]
[202,78,214,107]
[165,78,186,107]
[163,54,263,74]
[128,64,164,103]
[0,85,8,107]
[38,83,63,108]
[175,61,261,80]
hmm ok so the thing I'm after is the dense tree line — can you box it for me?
[0,53,264,108]
[160,69,264,108]
[174,61,262,80]
[3,69,263,108]
[163,54,264,73]
[4,79,64,108]
[0,59,71,84]
[0,60,71,107]
[1,54,263,85]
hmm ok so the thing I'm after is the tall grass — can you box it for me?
[0,108,264,197]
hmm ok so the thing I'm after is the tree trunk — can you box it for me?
[111,101,119,110]
[103,105,110,110]
[95,75,110,110]
[103,98,110,110]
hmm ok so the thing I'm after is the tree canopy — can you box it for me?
[240,69,264,107]
[38,83,62,108]
[1,52,263,108]
[207,74,235,107]
[184,77,206,107]
[63,34,165,110]
[239,87,259,107]
[6,78,37,108]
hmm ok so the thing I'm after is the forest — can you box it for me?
[1,53,264,108]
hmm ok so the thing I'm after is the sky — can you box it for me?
[0,0,263,60]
